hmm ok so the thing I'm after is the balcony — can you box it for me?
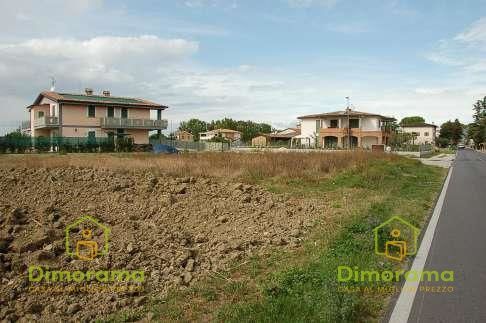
[34,116,59,129]
[319,127,390,137]
[21,120,31,130]
[100,117,168,130]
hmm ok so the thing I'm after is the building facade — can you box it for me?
[199,129,242,142]
[298,109,395,148]
[399,124,437,145]
[25,90,168,144]
[175,130,194,142]
[251,128,300,147]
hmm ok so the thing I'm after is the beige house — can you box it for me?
[298,109,395,148]
[175,130,194,142]
[25,89,168,144]
[251,128,300,147]
[199,128,242,142]
[399,123,437,145]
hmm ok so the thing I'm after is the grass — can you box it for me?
[92,153,446,323]
[0,151,398,181]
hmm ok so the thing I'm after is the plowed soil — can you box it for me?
[0,166,327,322]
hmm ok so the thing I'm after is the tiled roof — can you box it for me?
[298,109,395,121]
[32,91,167,109]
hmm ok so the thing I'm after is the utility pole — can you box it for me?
[345,96,351,149]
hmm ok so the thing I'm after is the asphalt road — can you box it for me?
[407,149,486,322]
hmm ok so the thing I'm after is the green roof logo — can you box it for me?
[65,216,110,261]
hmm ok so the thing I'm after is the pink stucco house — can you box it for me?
[24,89,168,144]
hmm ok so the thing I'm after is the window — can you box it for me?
[424,132,429,137]
[316,120,321,132]
[412,132,420,136]
[87,105,96,118]
[349,119,360,128]
[37,111,44,119]
[107,107,114,118]
[87,131,96,138]
[121,108,128,119]
[330,119,338,128]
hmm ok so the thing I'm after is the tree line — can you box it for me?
[178,118,272,142]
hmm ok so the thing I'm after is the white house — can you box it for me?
[297,108,395,148]
[399,123,437,145]
[199,128,242,142]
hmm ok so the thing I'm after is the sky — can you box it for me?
[2,0,486,134]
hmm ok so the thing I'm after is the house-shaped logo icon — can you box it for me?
[65,216,110,261]
[373,216,420,261]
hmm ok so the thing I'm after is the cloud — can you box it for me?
[455,17,486,44]
[426,17,486,74]
[327,23,369,34]
[0,35,200,132]
[180,0,238,9]
[287,0,338,9]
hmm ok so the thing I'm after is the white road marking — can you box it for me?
[388,163,454,323]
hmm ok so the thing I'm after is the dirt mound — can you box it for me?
[0,167,324,322]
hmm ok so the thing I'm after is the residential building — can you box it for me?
[251,128,300,146]
[399,123,437,145]
[24,89,168,144]
[175,130,194,142]
[297,108,395,148]
[199,128,242,142]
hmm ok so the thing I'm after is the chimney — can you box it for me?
[102,90,111,97]
[85,88,93,95]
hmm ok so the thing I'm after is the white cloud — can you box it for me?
[287,0,338,9]
[426,16,486,84]
[180,0,238,9]
[327,23,369,34]
[455,17,486,44]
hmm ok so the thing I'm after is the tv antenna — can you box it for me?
[49,76,56,91]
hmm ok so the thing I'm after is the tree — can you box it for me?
[5,130,29,139]
[439,119,464,146]
[399,116,425,126]
[179,119,208,141]
[469,97,486,148]
[178,117,272,143]
[208,118,272,142]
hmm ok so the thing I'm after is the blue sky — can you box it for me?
[2,0,486,134]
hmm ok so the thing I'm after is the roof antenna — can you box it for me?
[345,96,351,111]
[49,76,56,91]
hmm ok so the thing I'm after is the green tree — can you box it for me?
[399,116,426,126]
[208,118,272,142]
[469,97,486,148]
[5,130,29,139]
[439,119,464,146]
[179,119,208,141]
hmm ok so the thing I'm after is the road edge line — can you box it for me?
[388,164,454,323]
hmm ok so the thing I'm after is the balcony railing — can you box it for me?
[21,120,31,130]
[100,117,168,130]
[34,116,59,129]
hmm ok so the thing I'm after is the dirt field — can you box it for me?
[0,152,394,322]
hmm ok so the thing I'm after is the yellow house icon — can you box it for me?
[65,216,110,260]
[373,216,420,261]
